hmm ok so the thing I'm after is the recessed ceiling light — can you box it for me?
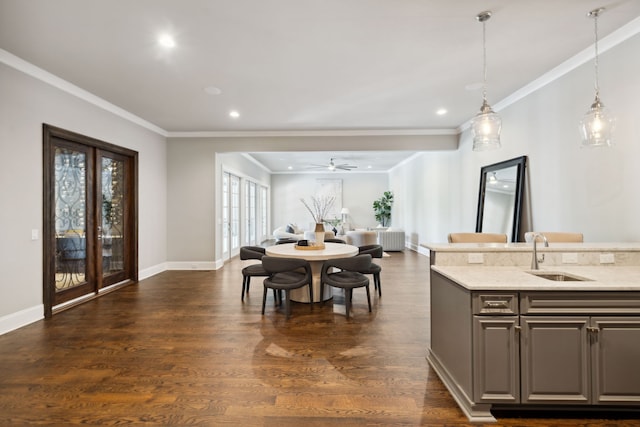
[367,165,372,169]
[436,108,448,115]
[287,166,293,170]
[229,110,240,118]
[204,86,222,95]
[158,34,176,48]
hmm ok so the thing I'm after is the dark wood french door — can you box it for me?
[43,125,138,317]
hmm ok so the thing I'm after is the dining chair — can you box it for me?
[525,232,584,243]
[357,244,383,296]
[261,256,313,319]
[320,254,372,319]
[324,238,346,244]
[240,246,269,301]
[447,232,508,243]
[275,238,298,245]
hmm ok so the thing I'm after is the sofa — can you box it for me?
[273,225,304,241]
[273,224,335,242]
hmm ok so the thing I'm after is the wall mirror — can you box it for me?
[475,156,527,242]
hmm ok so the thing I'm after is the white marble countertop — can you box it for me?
[423,242,640,253]
[431,265,640,291]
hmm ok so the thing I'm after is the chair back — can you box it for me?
[324,238,346,244]
[261,256,311,275]
[525,232,583,243]
[448,233,507,243]
[275,238,298,245]
[322,254,372,278]
[240,246,266,260]
[358,244,383,258]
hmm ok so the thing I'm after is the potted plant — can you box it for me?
[372,191,394,227]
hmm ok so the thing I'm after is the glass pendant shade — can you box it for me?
[472,11,501,152]
[580,96,615,147]
[472,100,502,151]
[580,7,615,148]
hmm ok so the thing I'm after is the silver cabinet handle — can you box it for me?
[485,301,509,308]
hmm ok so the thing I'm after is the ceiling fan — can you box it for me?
[309,158,358,171]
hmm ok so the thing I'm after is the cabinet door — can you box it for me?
[473,316,520,403]
[592,317,640,404]
[521,316,590,404]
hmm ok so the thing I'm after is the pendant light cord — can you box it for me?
[593,12,600,98]
[482,19,488,103]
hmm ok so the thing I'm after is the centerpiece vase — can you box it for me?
[314,223,325,246]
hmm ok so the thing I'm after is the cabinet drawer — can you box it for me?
[473,293,518,315]
[521,292,640,314]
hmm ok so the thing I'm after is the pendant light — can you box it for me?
[579,7,616,147]
[472,11,502,151]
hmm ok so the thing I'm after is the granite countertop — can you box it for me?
[431,265,640,291]
[422,242,640,253]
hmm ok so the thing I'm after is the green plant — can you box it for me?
[372,191,394,227]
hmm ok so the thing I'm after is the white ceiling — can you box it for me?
[2,0,640,172]
[248,150,418,173]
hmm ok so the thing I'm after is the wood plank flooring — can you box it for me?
[1,250,639,426]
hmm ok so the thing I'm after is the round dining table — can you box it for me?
[265,242,359,303]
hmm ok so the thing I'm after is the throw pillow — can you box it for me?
[285,224,295,234]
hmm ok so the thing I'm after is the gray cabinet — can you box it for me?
[519,293,640,405]
[428,271,640,421]
[473,315,520,403]
[520,315,640,405]
[520,316,590,404]
[592,317,640,404]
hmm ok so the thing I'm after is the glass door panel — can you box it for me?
[230,174,240,256]
[54,147,89,292]
[222,172,230,258]
[99,151,128,287]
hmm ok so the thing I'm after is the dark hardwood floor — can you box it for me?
[1,250,639,426]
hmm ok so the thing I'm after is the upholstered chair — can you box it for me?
[447,233,508,243]
[261,256,313,319]
[345,230,377,246]
[357,244,383,296]
[240,246,269,301]
[320,254,372,319]
[524,232,584,243]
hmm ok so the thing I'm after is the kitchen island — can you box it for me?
[424,242,640,422]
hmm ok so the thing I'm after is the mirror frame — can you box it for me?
[475,156,527,242]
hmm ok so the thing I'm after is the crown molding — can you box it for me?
[167,128,459,138]
[0,48,167,137]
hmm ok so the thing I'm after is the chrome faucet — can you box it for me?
[531,232,549,270]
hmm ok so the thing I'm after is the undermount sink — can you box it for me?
[526,271,591,282]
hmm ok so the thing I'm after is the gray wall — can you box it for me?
[271,172,389,232]
[0,61,167,332]
[166,140,271,268]
[391,32,640,247]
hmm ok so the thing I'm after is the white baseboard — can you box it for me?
[0,304,43,336]
[407,242,430,257]
[164,261,220,271]
[139,263,168,280]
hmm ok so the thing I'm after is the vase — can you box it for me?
[314,223,325,245]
